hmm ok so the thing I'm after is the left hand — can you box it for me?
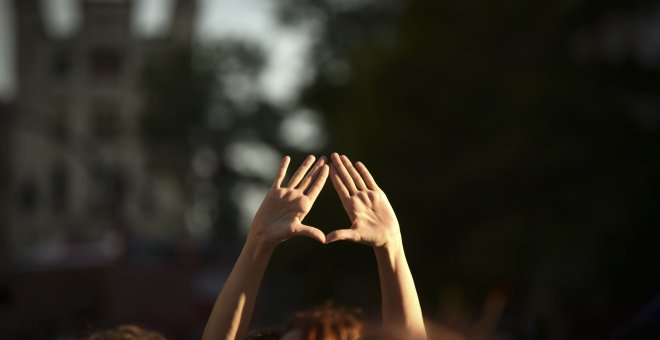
[248,155,329,249]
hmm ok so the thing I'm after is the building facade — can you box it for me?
[7,0,195,268]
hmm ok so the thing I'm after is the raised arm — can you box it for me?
[327,153,427,339]
[202,155,329,340]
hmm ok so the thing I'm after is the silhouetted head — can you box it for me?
[85,324,166,340]
[246,305,363,340]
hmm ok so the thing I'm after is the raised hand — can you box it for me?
[204,156,329,340]
[326,153,401,248]
[328,152,427,338]
[248,155,329,249]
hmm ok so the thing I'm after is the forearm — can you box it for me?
[202,237,275,340]
[374,237,426,338]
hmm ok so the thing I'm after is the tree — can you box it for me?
[278,0,660,337]
[140,41,316,241]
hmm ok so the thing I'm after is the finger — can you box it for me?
[273,156,291,188]
[329,165,351,200]
[293,224,326,243]
[296,156,326,190]
[305,164,329,199]
[285,155,316,188]
[331,152,358,195]
[325,229,361,244]
[341,155,367,191]
[355,161,378,190]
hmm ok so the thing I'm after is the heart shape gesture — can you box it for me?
[247,153,402,250]
[206,153,426,340]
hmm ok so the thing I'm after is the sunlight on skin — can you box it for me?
[202,155,329,340]
[226,293,246,340]
[203,154,427,340]
[328,152,427,338]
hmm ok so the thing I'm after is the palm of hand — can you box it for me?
[248,155,328,246]
[326,153,402,248]
[252,189,313,242]
[248,154,399,248]
[344,190,400,247]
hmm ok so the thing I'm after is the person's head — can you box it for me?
[85,324,166,340]
[267,305,363,340]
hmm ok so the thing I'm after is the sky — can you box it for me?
[0,0,15,101]
[0,0,323,238]
[0,0,313,104]
[196,0,314,104]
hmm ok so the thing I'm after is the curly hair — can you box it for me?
[85,324,166,340]
[288,305,363,340]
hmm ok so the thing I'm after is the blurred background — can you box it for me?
[1,0,659,338]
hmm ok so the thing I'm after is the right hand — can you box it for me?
[326,153,402,249]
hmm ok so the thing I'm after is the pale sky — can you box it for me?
[0,0,15,100]
[196,0,314,104]
[0,0,313,104]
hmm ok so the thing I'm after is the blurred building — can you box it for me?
[7,0,196,269]
[0,101,10,269]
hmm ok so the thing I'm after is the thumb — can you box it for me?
[292,224,326,243]
[325,229,360,244]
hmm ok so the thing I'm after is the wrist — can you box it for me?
[375,228,403,251]
[244,233,277,261]
[374,235,404,261]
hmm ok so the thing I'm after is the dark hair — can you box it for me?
[288,305,363,340]
[244,327,285,340]
[85,324,166,340]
